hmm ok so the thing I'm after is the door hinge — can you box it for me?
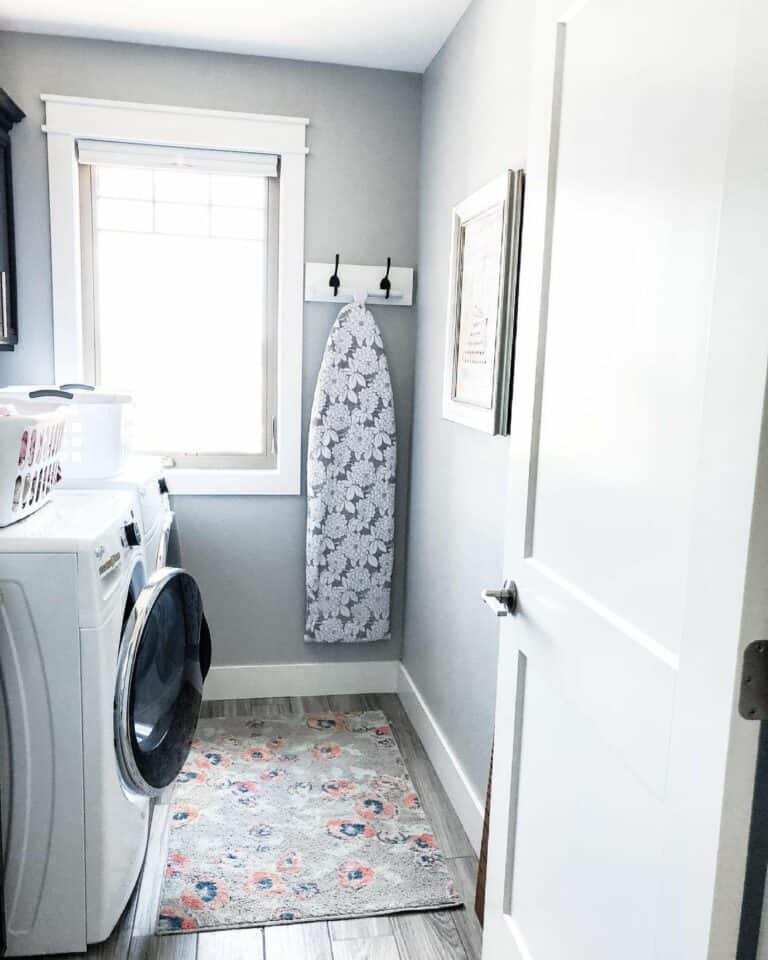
[271,416,278,455]
[739,640,768,719]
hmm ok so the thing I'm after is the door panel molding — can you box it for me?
[483,0,767,957]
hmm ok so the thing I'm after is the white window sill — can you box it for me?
[164,467,301,496]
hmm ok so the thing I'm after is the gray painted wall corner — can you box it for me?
[402,0,535,798]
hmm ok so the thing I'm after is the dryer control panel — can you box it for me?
[0,489,144,630]
[92,507,141,579]
[76,497,144,627]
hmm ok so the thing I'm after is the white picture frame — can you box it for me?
[442,170,524,435]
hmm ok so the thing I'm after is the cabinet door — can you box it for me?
[0,139,17,348]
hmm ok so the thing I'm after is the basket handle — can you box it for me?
[59,383,95,392]
[28,389,75,400]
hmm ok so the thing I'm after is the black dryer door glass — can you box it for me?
[115,569,207,796]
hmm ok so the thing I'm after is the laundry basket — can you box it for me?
[0,400,68,526]
[57,384,133,479]
[0,385,133,480]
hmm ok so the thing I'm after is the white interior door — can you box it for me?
[483,0,768,957]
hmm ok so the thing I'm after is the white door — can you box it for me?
[483,0,768,958]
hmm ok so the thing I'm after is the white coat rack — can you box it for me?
[304,259,414,306]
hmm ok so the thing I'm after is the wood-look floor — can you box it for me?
[55,693,482,960]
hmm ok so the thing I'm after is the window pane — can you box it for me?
[154,169,209,203]
[96,166,153,200]
[211,206,264,240]
[211,174,266,208]
[97,198,153,232]
[96,232,267,454]
[155,202,209,237]
[90,163,272,458]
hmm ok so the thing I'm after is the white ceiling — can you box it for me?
[0,0,472,72]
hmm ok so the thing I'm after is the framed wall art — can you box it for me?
[442,169,524,435]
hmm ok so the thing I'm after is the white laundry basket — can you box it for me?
[0,401,67,526]
[0,385,134,480]
[57,384,133,478]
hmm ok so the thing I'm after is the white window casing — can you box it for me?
[42,95,308,496]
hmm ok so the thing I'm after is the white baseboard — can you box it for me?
[397,663,485,855]
[203,659,400,701]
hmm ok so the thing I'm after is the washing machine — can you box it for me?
[59,456,175,576]
[0,491,210,956]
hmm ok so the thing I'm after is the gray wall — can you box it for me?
[402,0,535,797]
[0,31,420,666]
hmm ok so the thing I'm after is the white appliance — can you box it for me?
[60,456,174,576]
[0,491,209,956]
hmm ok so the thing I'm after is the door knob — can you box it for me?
[481,580,518,617]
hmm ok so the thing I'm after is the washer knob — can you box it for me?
[124,521,142,548]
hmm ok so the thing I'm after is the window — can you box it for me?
[79,143,278,469]
[43,95,307,495]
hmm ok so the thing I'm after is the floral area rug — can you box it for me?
[156,710,462,933]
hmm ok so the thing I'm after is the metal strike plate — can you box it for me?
[739,640,768,719]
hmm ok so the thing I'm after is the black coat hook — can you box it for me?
[379,257,392,300]
[329,254,341,297]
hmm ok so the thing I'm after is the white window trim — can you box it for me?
[42,94,308,496]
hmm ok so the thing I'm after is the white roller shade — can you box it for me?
[77,139,278,177]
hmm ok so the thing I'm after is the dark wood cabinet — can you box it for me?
[0,90,24,352]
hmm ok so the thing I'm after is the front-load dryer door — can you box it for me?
[114,568,211,797]
[156,510,174,571]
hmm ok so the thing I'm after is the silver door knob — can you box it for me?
[481,580,518,617]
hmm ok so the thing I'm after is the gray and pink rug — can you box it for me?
[156,710,461,933]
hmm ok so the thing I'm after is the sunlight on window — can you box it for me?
[92,166,270,457]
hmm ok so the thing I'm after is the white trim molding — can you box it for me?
[397,663,484,854]
[203,659,400,701]
[41,95,309,154]
[42,94,307,496]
